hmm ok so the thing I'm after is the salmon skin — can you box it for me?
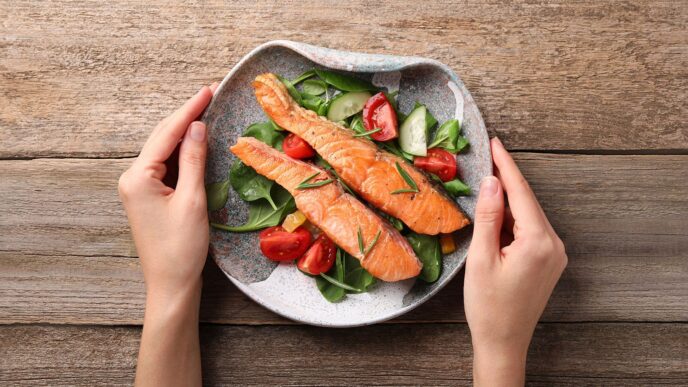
[252,73,470,235]
[230,137,422,282]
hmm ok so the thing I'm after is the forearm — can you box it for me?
[135,278,203,387]
[472,342,527,387]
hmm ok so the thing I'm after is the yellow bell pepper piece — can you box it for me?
[282,210,307,233]
[440,234,456,254]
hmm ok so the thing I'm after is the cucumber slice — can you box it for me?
[399,105,428,156]
[327,92,372,122]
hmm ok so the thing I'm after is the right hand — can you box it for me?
[464,137,568,386]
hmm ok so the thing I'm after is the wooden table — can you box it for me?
[1,1,686,385]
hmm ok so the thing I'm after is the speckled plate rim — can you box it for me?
[206,40,491,327]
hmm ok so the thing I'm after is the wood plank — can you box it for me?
[1,154,686,324]
[1,1,686,157]
[0,323,685,385]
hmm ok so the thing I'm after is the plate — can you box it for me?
[203,40,491,327]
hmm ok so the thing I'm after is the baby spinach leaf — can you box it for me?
[229,160,277,210]
[243,122,285,148]
[316,249,346,302]
[379,141,414,162]
[343,253,376,293]
[414,102,437,132]
[290,69,316,85]
[454,135,469,153]
[212,186,295,232]
[443,178,472,197]
[276,74,303,105]
[349,115,366,135]
[302,79,327,96]
[302,96,325,113]
[205,178,230,211]
[269,118,284,132]
[406,232,442,283]
[314,69,377,92]
[428,119,469,154]
[316,100,330,116]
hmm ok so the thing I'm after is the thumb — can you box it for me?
[176,121,208,196]
[469,176,504,260]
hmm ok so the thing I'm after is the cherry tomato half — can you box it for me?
[413,148,458,182]
[362,92,398,141]
[283,133,315,159]
[297,234,337,275]
[259,226,312,262]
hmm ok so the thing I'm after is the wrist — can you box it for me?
[472,339,528,386]
[144,276,202,325]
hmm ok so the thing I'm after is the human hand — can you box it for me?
[464,137,568,386]
[118,84,216,302]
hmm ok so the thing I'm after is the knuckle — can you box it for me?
[181,150,205,168]
[117,171,134,199]
[475,206,502,225]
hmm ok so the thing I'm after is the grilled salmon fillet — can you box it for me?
[231,137,422,282]
[252,73,470,235]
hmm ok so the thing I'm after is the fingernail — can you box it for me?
[480,176,499,197]
[188,121,206,142]
[491,137,503,148]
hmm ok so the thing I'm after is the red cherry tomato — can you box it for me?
[283,133,315,159]
[297,234,337,275]
[413,148,458,182]
[259,226,312,261]
[362,92,398,141]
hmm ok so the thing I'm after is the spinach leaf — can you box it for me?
[379,141,415,162]
[205,178,230,211]
[243,122,285,148]
[428,119,469,153]
[414,102,437,132]
[316,100,330,116]
[406,232,442,283]
[212,186,295,232]
[302,79,327,96]
[443,178,472,197]
[276,74,303,105]
[229,160,277,210]
[291,69,316,85]
[302,96,325,113]
[314,69,377,92]
[269,118,284,132]
[343,253,376,293]
[349,115,366,135]
[316,249,346,302]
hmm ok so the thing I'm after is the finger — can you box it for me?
[209,81,220,94]
[468,176,504,261]
[139,86,213,163]
[491,137,547,230]
[176,121,207,196]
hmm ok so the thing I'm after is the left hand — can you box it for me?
[118,84,216,301]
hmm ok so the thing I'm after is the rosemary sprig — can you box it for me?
[391,162,419,194]
[357,227,365,255]
[365,230,381,255]
[296,172,334,190]
[353,127,382,137]
[319,273,363,292]
[357,227,381,256]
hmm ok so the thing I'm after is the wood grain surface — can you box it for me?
[2,1,687,384]
[1,1,686,158]
[0,324,685,386]
[1,154,686,324]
